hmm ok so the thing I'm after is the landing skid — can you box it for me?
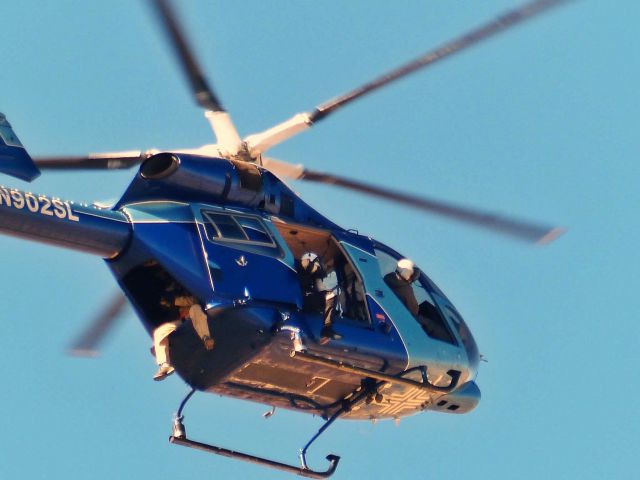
[167,388,342,478]
[169,435,340,479]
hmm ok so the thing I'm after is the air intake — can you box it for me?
[140,153,180,179]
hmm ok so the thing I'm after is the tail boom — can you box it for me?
[0,186,130,257]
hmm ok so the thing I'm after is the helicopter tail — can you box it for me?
[0,113,40,181]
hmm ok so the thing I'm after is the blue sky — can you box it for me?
[1,1,638,479]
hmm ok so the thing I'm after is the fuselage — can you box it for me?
[0,153,481,420]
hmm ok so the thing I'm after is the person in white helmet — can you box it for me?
[384,258,421,317]
[297,252,342,345]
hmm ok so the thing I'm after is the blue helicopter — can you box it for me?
[0,0,567,477]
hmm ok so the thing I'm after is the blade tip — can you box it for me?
[68,348,100,358]
[536,227,566,245]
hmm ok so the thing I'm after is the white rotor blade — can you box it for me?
[245,113,313,158]
[204,111,242,155]
[261,157,305,179]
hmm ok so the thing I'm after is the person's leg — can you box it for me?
[189,304,214,350]
[152,321,179,380]
[320,291,341,344]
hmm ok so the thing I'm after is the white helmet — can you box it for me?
[396,258,418,282]
[301,252,321,274]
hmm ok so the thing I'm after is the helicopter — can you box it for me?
[0,0,569,477]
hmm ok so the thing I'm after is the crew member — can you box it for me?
[297,252,342,345]
[153,295,214,381]
[384,258,420,317]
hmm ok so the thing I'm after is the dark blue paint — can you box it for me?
[0,189,129,257]
[116,154,342,230]
[0,144,40,182]
[0,113,40,181]
[109,220,213,303]
[199,223,302,307]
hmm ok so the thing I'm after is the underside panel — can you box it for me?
[166,305,474,420]
[209,333,445,420]
[169,305,279,389]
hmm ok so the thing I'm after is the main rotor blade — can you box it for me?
[34,150,150,170]
[150,0,242,149]
[311,0,570,122]
[151,0,223,112]
[262,158,563,244]
[246,0,570,156]
[68,293,128,357]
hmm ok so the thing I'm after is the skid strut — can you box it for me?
[299,406,342,470]
[168,389,341,478]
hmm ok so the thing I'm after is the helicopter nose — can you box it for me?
[432,381,481,414]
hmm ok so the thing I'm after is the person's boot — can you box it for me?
[201,335,215,351]
[319,325,342,345]
[153,362,175,381]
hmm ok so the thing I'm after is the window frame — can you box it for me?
[332,239,372,327]
[201,210,278,248]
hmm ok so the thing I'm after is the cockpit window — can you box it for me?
[375,248,458,346]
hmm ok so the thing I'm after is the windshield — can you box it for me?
[373,243,479,364]
[428,283,480,366]
[374,247,457,345]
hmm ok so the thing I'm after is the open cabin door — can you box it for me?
[273,223,409,362]
[273,223,370,323]
[192,206,301,307]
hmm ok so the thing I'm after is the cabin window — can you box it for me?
[236,216,272,244]
[202,211,276,247]
[204,212,245,240]
[374,248,457,345]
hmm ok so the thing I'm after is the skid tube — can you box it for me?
[291,350,461,393]
[167,388,342,478]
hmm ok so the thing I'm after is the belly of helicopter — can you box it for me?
[166,305,472,420]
